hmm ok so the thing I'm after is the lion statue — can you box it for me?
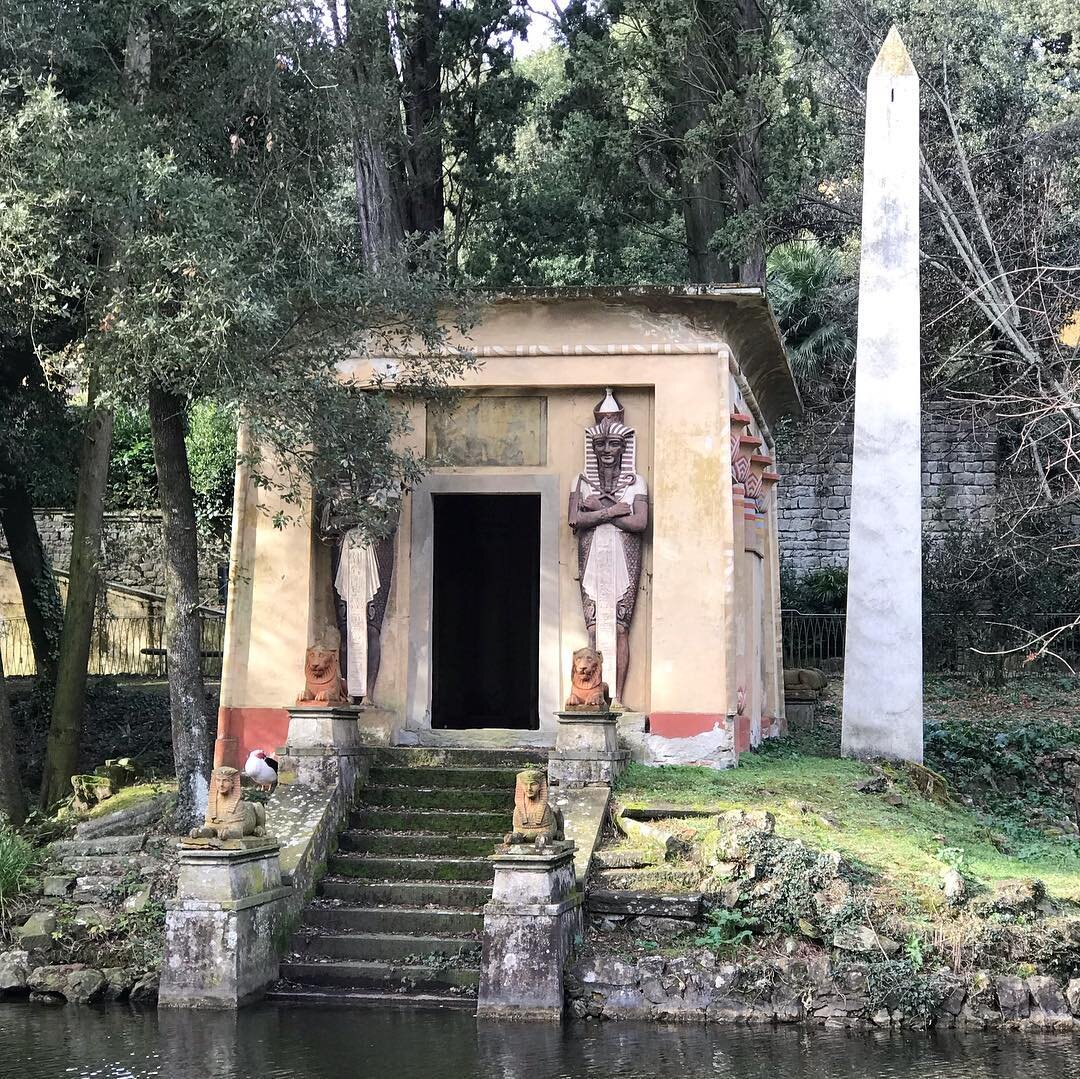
[297,646,348,705]
[564,646,611,711]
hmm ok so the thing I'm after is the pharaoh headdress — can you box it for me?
[584,388,637,496]
[514,768,551,828]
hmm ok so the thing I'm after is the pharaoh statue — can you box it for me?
[320,488,398,705]
[504,768,564,848]
[568,389,648,710]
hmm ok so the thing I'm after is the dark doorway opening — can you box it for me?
[431,493,540,730]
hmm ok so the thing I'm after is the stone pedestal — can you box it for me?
[276,706,369,790]
[285,705,362,752]
[784,689,818,728]
[477,844,582,1021]
[548,712,629,788]
[159,841,292,1009]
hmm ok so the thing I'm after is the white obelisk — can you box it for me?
[841,27,923,762]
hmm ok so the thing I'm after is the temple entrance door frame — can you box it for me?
[406,472,561,746]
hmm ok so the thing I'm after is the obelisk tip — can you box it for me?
[871,25,916,78]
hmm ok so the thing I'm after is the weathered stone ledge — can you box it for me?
[566,953,1080,1031]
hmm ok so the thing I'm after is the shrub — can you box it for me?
[0,823,37,914]
[780,565,847,613]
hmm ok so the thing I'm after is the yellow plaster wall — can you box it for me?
[219,444,314,711]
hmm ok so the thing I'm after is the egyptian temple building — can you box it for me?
[214,287,800,769]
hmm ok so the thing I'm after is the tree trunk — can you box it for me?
[681,159,732,283]
[149,386,212,829]
[353,130,405,270]
[732,0,766,285]
[400,0,444,237]
[672,5,735,284]
[0,483,63,684]
[0,647,26,827]
[0,343,65,687]
[345,0,406,268]
[676,90,733,284]
[39,373,113,808]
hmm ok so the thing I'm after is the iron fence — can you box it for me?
[1,615,225,679]
[782,610,1080,674]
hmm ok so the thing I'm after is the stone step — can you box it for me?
[279,960,479,995]
[50,835,146,858]
[319,879,491,909]
[265,985,477,1010]
[73,875,124,899]
[59,854,154,876]
[302,905,483,936]
[369,747,546,769]
[361,786,509,812]
[339,831,500,858]
[368,765,521,790]
[592,866,701,890]
[328,854,494,883]
[351,808,509,836]
[291,932,479,963]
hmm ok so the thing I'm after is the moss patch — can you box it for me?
[84,781,176,820]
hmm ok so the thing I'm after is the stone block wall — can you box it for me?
[567,952,1080,1030]
[776,406,1000,573]
[2,510,227,608]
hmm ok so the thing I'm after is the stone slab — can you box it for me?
[593,848,660,870]
[551,783,609,883]
[586,890,703,918]
[619,805,716,820]
[75,793,171,840]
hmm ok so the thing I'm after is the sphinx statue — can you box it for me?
[568,389,648,711]
[188,766,266,843]
[504,768,564,849]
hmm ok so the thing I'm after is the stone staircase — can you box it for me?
[270,746,545,1009]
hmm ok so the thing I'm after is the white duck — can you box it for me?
[243,749,279,791]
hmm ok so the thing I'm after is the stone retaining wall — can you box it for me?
[2,510,227,608]
[776,406,1000,573]
[567,952,1080,1030]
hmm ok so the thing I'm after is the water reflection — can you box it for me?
[3,1002,1078,1079]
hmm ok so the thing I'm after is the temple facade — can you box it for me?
[214,287,800,769]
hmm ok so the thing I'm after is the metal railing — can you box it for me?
[1,616,225,679]
[782,610,1080,674]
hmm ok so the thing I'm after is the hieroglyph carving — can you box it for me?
[568,389,648,710]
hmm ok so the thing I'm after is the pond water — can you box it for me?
[3,1003,1079,1079]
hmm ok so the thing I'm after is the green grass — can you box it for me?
[614,752,1080,906]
